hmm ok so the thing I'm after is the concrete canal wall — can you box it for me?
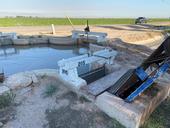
[0,36,76,46]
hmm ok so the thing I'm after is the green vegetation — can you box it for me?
[141,99,170,128]
[43,84,58,98]
[79,96,90,103]
[165,29,170,33]
[0,93,15,109]
[112,119,125,128]
[0,17,169,27]
[149,18,170,23]
[0,17,134,26]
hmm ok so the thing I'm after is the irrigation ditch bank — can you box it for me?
[0,31,169,128]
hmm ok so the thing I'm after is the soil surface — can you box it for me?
[0,24,164,44]
[2,77,123,128]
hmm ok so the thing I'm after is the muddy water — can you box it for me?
[0,44,89,76]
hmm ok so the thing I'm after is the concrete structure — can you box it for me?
[29,37,49,44]
[80,64,170,128]
[0,31,76,46]
[89,43,106,52]
[95,82,170,128]
[58,49,117,91]
[12,39,29,45]
[10,36,76,46]
[0,32,17,40]
[0,32,17,46]
[49,37,75,45]
[72,30,108,43]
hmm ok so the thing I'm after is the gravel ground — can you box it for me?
[2,77,123,128]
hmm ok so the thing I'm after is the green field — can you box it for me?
[0,17,169,27]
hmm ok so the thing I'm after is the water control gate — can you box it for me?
[58,49,117,89]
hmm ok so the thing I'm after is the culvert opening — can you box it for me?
[107,69,142,100]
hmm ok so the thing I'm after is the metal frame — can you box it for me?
[126,62,170,102]
[109,36,170,102]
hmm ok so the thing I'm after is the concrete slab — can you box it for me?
[85,68,126,96]
[12,39,29,45]
[95,83,170,128]
[49,37,75,45]
[29,37,49,44]
[0,39,13,46]
[89,43,105,52]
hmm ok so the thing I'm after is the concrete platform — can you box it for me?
[84,68,126,96]
[95,83,170,128]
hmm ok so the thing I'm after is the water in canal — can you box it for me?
[0,44,89,76]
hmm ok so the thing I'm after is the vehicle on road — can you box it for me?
[135,17,148,24]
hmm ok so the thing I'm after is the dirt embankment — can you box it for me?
[0,24,165,44]
[2,76,122,128]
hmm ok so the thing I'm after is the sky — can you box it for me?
[0,0,170,18]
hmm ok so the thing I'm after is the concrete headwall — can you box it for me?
[0,38,13,46]
[49,37,75,45]
[0,36,76,46]
[95,82,170,128]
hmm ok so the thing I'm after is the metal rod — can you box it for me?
[66,16,75,30]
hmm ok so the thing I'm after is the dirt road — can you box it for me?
[0,24,164,44]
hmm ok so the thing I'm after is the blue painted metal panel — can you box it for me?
[135,67,148,81]
[126,62,170,102]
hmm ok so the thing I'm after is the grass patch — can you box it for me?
[0,93,15,109]
[79,96,90,103]
[0,17,134,26]
[149,18,170,23]
[112,119,125,128]
[165,29,170,33]
[0,17,169,27]
[141,99,170,128]
[43,85,58,98]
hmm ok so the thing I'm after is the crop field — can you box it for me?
[0,17,169,27]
